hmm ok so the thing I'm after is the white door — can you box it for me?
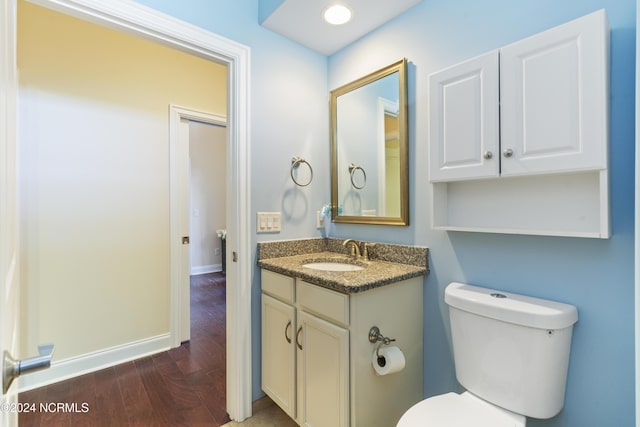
[500,10,609,176]
[1,0,21,424]
[428,50,500,182]
[177,119,192,342]
[298,311,349,427]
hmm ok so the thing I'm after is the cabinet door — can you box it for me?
[298,311,349,427]
[428,50,499,182]
[261,294,296,419]
[500,10,608,176]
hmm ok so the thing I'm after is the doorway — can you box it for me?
[178,115,228,343]
[189,120,227,279]
[4,0,253,421]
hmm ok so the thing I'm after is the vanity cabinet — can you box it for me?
[428,9,610,238]
[261,268,423,427]
[261,270,349,426]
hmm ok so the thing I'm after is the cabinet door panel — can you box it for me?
[500,10,608,176]
[429,50,499,182]
[262,294,296,418]
[298,311,349,427]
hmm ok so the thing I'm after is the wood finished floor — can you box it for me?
[19,272,230,427]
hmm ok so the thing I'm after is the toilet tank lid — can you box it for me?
[445,282,578,330]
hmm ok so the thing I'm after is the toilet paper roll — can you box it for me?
[372,345,405,376]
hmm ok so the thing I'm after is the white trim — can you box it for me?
[17,334,171,392]
[191,264,222,275]
[170,106,227,126]
[21,1,253,421]
[376,97,398,216]
[1,1,20,425]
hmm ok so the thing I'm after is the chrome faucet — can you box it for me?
[342,239,361,259]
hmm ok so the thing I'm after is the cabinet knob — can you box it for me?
[502,148,514,158]
[483,151,493,160]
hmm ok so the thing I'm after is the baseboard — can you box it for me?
[17,333,171,392]
[191,264,222,275]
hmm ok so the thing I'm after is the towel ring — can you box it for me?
[291,156,313,187]
[349,163,367,189]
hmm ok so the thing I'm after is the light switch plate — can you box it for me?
[257,212,281,233]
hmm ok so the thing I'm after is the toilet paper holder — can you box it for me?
[369,326,396,356]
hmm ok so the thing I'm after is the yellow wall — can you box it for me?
[18,1,226,360]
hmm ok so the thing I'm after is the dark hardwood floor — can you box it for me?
[19,272,230,426]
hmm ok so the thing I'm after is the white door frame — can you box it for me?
[376,97,398,216]
[14,0,253,421]
[0,0,20,424]
[169,106,227,345]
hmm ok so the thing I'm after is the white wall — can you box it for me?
[18,1,226,361]
[189,121,227,275]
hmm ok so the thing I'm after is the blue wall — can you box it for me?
[328,1,636,426]
[133,1,635,425]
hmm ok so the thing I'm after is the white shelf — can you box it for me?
[432,170,610,239]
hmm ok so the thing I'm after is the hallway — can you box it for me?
[19,272,229,426]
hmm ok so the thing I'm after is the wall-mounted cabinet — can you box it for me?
[429,50,499,182]
[428,9,610,238]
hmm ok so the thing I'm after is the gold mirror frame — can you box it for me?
[330,58,409,225]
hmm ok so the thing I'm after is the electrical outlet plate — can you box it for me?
[257,212,281,233]
[316,211,324,229]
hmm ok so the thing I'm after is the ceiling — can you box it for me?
[261,0,424,56]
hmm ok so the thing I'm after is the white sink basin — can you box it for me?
[302,262,365,272]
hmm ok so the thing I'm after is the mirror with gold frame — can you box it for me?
[330,58,409,225]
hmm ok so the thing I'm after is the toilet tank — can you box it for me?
[445,282,578,419]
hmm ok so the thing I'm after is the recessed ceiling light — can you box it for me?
[323,4,352,25]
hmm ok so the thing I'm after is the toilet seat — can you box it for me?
[396,392,526,427]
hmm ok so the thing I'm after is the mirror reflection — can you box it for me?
[330,58,408,225]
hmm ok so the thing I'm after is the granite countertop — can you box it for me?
[258,239,428,294]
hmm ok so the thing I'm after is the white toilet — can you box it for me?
[397,282,578,426]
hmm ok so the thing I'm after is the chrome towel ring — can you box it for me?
[349,163,366,189]
[291,156,313,187]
